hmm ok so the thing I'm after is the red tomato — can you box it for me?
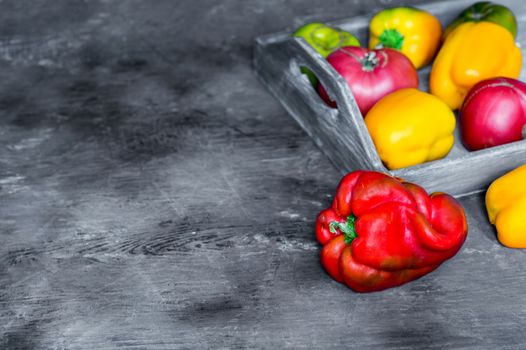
[460,77,526,151]
[318,46,418,115]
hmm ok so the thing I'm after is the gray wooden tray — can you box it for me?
[254,0,526,197]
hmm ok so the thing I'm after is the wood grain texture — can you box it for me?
[255,0,526,197]
[2,0,526,349]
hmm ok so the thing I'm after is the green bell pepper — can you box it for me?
[293,23,360,86]
[444,2,517,39]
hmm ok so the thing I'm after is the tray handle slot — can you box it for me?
[286,37,386,171]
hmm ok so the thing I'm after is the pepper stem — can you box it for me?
[378,29,404,50]
[329,214,358,244]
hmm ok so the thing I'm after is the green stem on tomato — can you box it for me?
[361,52,380,72]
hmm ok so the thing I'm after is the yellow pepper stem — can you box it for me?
[378,29,404,50]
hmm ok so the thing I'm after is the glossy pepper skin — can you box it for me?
[293,23,360,85]
[444,2,517,40]
[486,164,526,248]
[430,22,522,110]
[369,7,442,69]
[316,171,468,292]
[364,88,456,170]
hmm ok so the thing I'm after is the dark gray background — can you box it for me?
[1,1,525,349]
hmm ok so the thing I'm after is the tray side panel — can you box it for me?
[393,141,526,197]
[254,38,385,173]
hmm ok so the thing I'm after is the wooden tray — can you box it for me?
[254,0,526,197]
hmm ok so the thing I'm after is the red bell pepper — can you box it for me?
[316,171,468,292]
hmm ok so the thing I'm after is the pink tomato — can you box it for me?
[318,46,418,115]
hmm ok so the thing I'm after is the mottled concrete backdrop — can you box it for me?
[1,1,526,349]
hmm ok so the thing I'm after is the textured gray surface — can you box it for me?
[1,1,526,349]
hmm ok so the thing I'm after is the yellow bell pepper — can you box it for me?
[364,88,456,170]
[369,7,442,69]
[486,164,526,248]
[430,21,522,110]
